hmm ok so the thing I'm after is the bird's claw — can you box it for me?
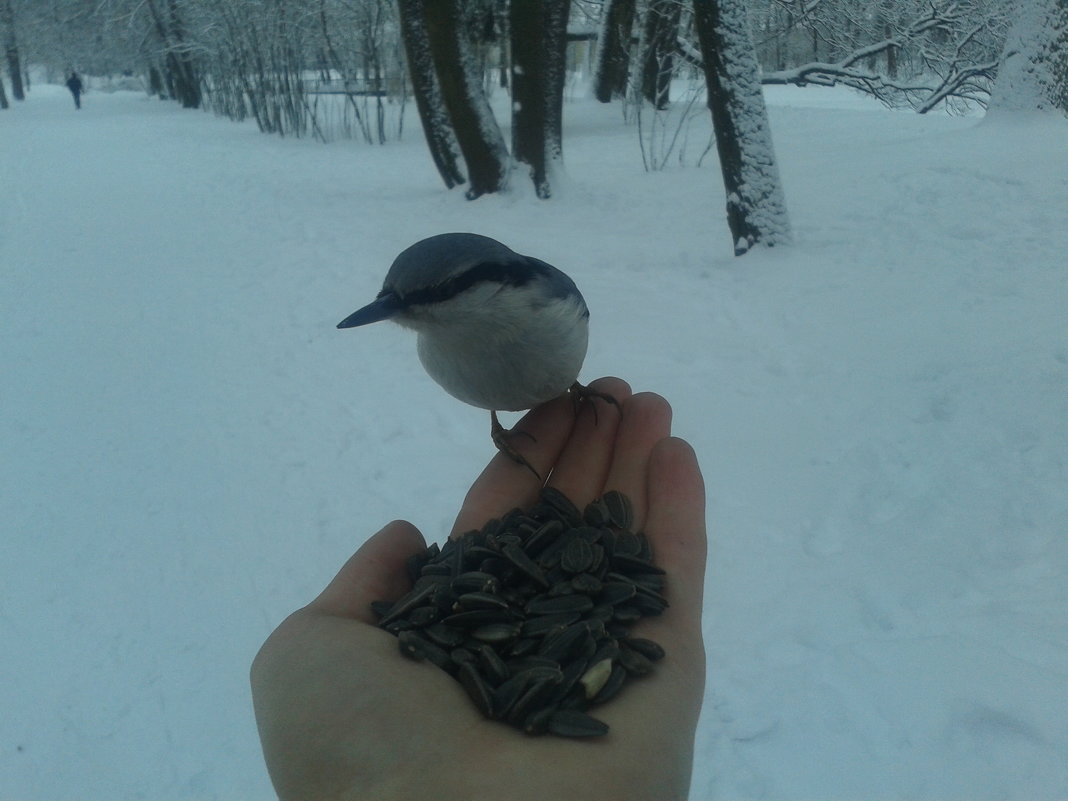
[568,382,621,424]
[491,411,541,479]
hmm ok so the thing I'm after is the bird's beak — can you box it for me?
[337,293,400,329]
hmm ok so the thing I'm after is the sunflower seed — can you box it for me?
[526,593,594,616]
[618,645,654,676]
[624,637,665,661]
[455,592,511,611]
[442,610,512,628]
[502,543,549,588]
[547,710,609,738]
[561,538,594,574]
[540,486,582,526]
[601,490,634,530]
[599,581,637,605]
[522,706,554,736]
[478,645,510,686]
[457,661,494,718]
[570,573,603,595]
[590,664,627,705]
[583,499,610,527]
[471,623,521,644]
[451,571,500,594]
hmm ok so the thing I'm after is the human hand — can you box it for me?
[251,377,707,800]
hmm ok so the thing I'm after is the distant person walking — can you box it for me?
[66,72,83,109]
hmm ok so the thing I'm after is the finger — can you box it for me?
[307,520,426,622]
[546,376,632,509]
[451,393,577,535]
[601,392,674,531]
[642,437,706,633]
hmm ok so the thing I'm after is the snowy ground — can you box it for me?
[2,83,1066,800]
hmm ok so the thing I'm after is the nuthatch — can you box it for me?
[337,233,617,474]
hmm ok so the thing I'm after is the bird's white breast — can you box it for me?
[405,283,590,411]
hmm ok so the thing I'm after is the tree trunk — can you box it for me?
[1,0,24,101]
[398,0,466,189]
[0,69,8,108]
[641,0,680,109]
[424,0,509,199]
[692,0,791,255]
[511,0,571,198]
[988,0,1068,116]
[593,0,636,103]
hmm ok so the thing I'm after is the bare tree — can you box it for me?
[424,0,509,198]
[593,0,636,103]
[511,0,571,198]
[398,0,466,188]
[1,0,24,100]
[641,0,681,109]
[692,0,791,255]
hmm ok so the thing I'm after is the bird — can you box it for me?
[337,232,617,475]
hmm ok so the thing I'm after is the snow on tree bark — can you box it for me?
[425,0,509,199]
[989,0,1068,116]
[692,0,791,256]
[398,0,466,189]
[511,0,570,198]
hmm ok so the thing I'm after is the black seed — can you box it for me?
[547,710,609,738]
[624,637,666,661]
[450,646,477,664]
[405,552,427,584]
[507,678,559,726]
[451,571,500,594]
[512,665,564,686]
[526,593,594,616]
[492,673,529,719]
[369,600,393,619]
[538,622,592,663]
[540,486,582,526]
[612,553,667,575]
[407,606,439,627]
[613,530,641,557]
[508,637,540,657]
[442,609,512,628]
[523,519,564,557]
[456,592,511,611]
[583,500,610,527]
[612,605,643,624]
[420,623,463,649]
[378,581,437,626]
[618,645,654,676]
[547,580,575,598]
[398,631,453,672]
[570,573,603,595]
[547,657,588,706]
[630,592,668,615]
[501,542,550,588]
[507,656,561,674]
[561,538,594,574]
[590,665,627,705]
[590,639,620,666]
[601,490,634,530]
[523,706,555,735]
[457,661,495,718]
[520,612,579,638]
[599,581,637,605]
[420,561,453,577]
[478,645,511,686]
[471,623,521,644]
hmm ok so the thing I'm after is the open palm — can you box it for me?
[251,378,707,800]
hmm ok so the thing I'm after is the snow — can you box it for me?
[2,83,1067,800]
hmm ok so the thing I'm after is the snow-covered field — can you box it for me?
[2,83,1066,800]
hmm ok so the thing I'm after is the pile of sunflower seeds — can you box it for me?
[371,487,667,738]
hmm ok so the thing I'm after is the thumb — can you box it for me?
[307,520,426,623]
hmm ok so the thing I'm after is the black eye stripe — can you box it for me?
[389,259,546,308]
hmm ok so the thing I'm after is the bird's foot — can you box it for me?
[491,411,541,479]
[568,381,621,424]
